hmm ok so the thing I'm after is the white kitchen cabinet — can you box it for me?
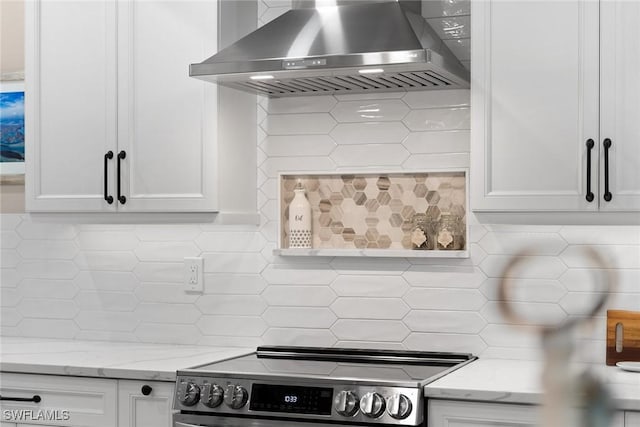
[0,373,117,426]
[471,0,640,212]
[118,380,174,427]
[428,399,538,427]
[626,412,640,427]
[25,0,218,213]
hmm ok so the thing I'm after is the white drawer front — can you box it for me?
[0,373,116,427]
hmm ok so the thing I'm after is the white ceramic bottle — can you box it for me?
[288,181,312,249]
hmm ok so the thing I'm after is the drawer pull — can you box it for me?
[603,138,612,202]
[0,394,41,403]
[141,385,152,396]
[585,139,595,202]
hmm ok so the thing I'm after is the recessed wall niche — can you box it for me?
[276,170,469,258]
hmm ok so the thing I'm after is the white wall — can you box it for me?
[1,1,638,363]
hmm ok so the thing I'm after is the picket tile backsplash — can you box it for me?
[1,2,639,363]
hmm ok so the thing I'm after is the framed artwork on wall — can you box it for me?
[0,80,25,185]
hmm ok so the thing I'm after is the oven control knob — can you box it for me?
[224,384,248,409]
[360,392,386,418]
[387,394,412,419]
[177,381,200,406]
[334,390,359,417]
[201,383,224,408]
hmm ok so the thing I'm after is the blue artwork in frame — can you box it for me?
[0,81,25,181]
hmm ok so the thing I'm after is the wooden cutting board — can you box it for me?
[606,310,640,365]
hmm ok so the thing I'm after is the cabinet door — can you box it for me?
[116,0,218,212]
[471,0,600,211]
[428,400,538,427]
[626,412,640,427]
[118,380,174,427]
[25,0,117,212]
[599,0,640,211]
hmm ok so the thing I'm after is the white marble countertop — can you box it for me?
[0,337,252,382]
[424,359,640,411]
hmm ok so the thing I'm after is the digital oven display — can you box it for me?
[249,384,333,415]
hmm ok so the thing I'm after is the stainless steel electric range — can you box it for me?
[173,346,476,427]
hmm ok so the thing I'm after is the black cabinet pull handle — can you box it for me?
[585,139,595,202]
[141,385,152,396]
[0,395,41,403]
[104,151,114,204]
[117,150,127,205]
[603,138,612,202]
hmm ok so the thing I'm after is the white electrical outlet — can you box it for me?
[183,257,204,293]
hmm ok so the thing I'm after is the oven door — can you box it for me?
[174,414,351,427]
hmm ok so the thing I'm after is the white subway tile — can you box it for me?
[402,153,469,169]
[470,243,488,266]
[403,288,485,310]
[262,135,336,157]
[403,90,469,109]
[560,245,640,269]
[261,156,337,178]
[17,240,78,260]
[330,258,409,275]
[403,107,470,131]
[479,255,567,279]
[261,200,279,222]
[480,278,567,303]
[135,323,200,345]
[403,266,486,288]
[330,122,409,145]
[260,220,279,243]
[134,225,201,242]
[203,274,267,295]
[135,303,200,324]
[262,264,336,285]
[17,260,78,279]
[330,275,408,297]
[1,308,22,326]
[17,298,79,319]
[1,250,21,267]
[263,113,336,135]
[401,130,469,154]
[196,295,267,315]
[20,278,78,299]
[260,179,278,200]
[1,287,21,307]
[16,221,77,239]
[330,100,409,123]
[335,341,406,350]
[263,307,337,328]
[198,336,263,347]
[330,144,410,167]
[267,96,337,114]
[133,262,182,283]
[75,311,139,332]
[261,285,337,306]
[134,283,200,304]
[1,214,22,231]
[469,225,488,243]
[1,269,22,287]
[404,311,486,333]
[1,231,20,249]
[262,328,337,346]
[75,331,139,342]
[202,252,267,274]
[331,319,409,341]
[484,225,562,233]
[335,92,405,102]
[19,318,78,339]
[76,291,138,312]
[560,269,640,293]
[331,298,409,319]
[481,324,539,347]
[480,301,567,325]
[76,231,138,251]
[560,292,640,315]
[560,226,640,245]
[404,333,486,354]
[197,315,267,336]
[74,271,138,291]
[134,242,200,262]
[196,232,266,253]
[74,251,138,271]
[478,232,567,255]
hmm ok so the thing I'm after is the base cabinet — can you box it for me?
[0,373,173,427]
[428,400,631,427]
[117,380,174,427]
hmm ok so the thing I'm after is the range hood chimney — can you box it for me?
[190,0,469,97]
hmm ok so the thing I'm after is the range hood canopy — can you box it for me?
[190,0,469,97]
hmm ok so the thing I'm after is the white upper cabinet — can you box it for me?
[471,0,640,212]
[599,0,640,211]
[26,0,218,213]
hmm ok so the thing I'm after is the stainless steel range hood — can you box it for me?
[189,0,469,97]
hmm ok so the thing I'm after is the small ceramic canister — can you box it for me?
[288,181,312,248]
